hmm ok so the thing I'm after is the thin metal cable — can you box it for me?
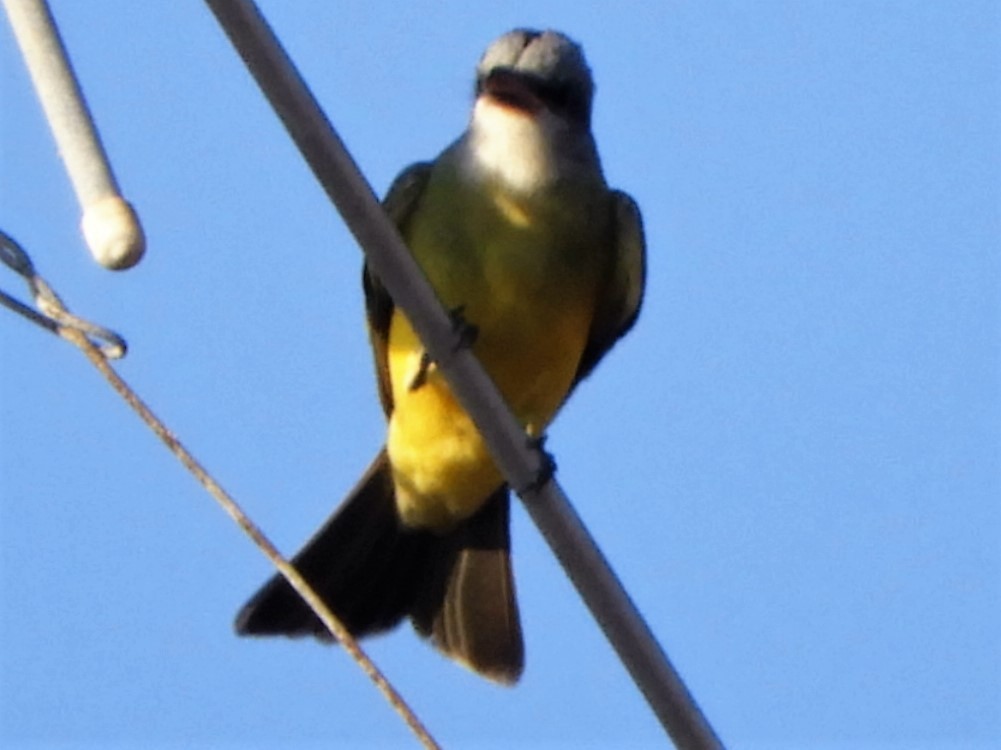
[1,229,126,357]
[0,232,441,750]
[203,2,724,747]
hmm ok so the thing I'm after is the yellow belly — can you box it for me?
[386,297,593,530]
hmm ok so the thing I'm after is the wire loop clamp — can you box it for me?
[0,229,127,358]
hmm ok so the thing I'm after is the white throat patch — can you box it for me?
[467,97,566,194]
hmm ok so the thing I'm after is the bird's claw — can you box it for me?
[409,351,434,391]
[520,435,557,495]
[449,305,478,351]
[408,306,478,391]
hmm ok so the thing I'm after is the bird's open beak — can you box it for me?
[481,69,545,115]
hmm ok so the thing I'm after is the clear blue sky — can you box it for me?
[1,2,998,748]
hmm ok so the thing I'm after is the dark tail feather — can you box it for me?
[234,450,524,683]
[235,450,431,637]
[412,485,524,684]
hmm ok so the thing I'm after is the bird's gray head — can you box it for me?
[474,29,594,129]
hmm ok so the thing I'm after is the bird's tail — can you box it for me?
[234,449,524,684]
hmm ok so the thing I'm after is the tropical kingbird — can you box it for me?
[235,28,646,685]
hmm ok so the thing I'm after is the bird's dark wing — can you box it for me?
[363,162,434,416]
[573,190,646,385]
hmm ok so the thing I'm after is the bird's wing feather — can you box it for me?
[573,190,646,384]
[363,162,434,416]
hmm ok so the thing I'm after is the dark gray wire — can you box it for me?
[203,2,723,747]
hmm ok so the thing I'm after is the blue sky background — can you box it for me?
[1,2,998,748]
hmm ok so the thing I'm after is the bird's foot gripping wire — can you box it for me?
[518,434,557,496]
[448,305,479,351]
[408,305,478,391]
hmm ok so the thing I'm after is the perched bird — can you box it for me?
[235,28,646,685]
